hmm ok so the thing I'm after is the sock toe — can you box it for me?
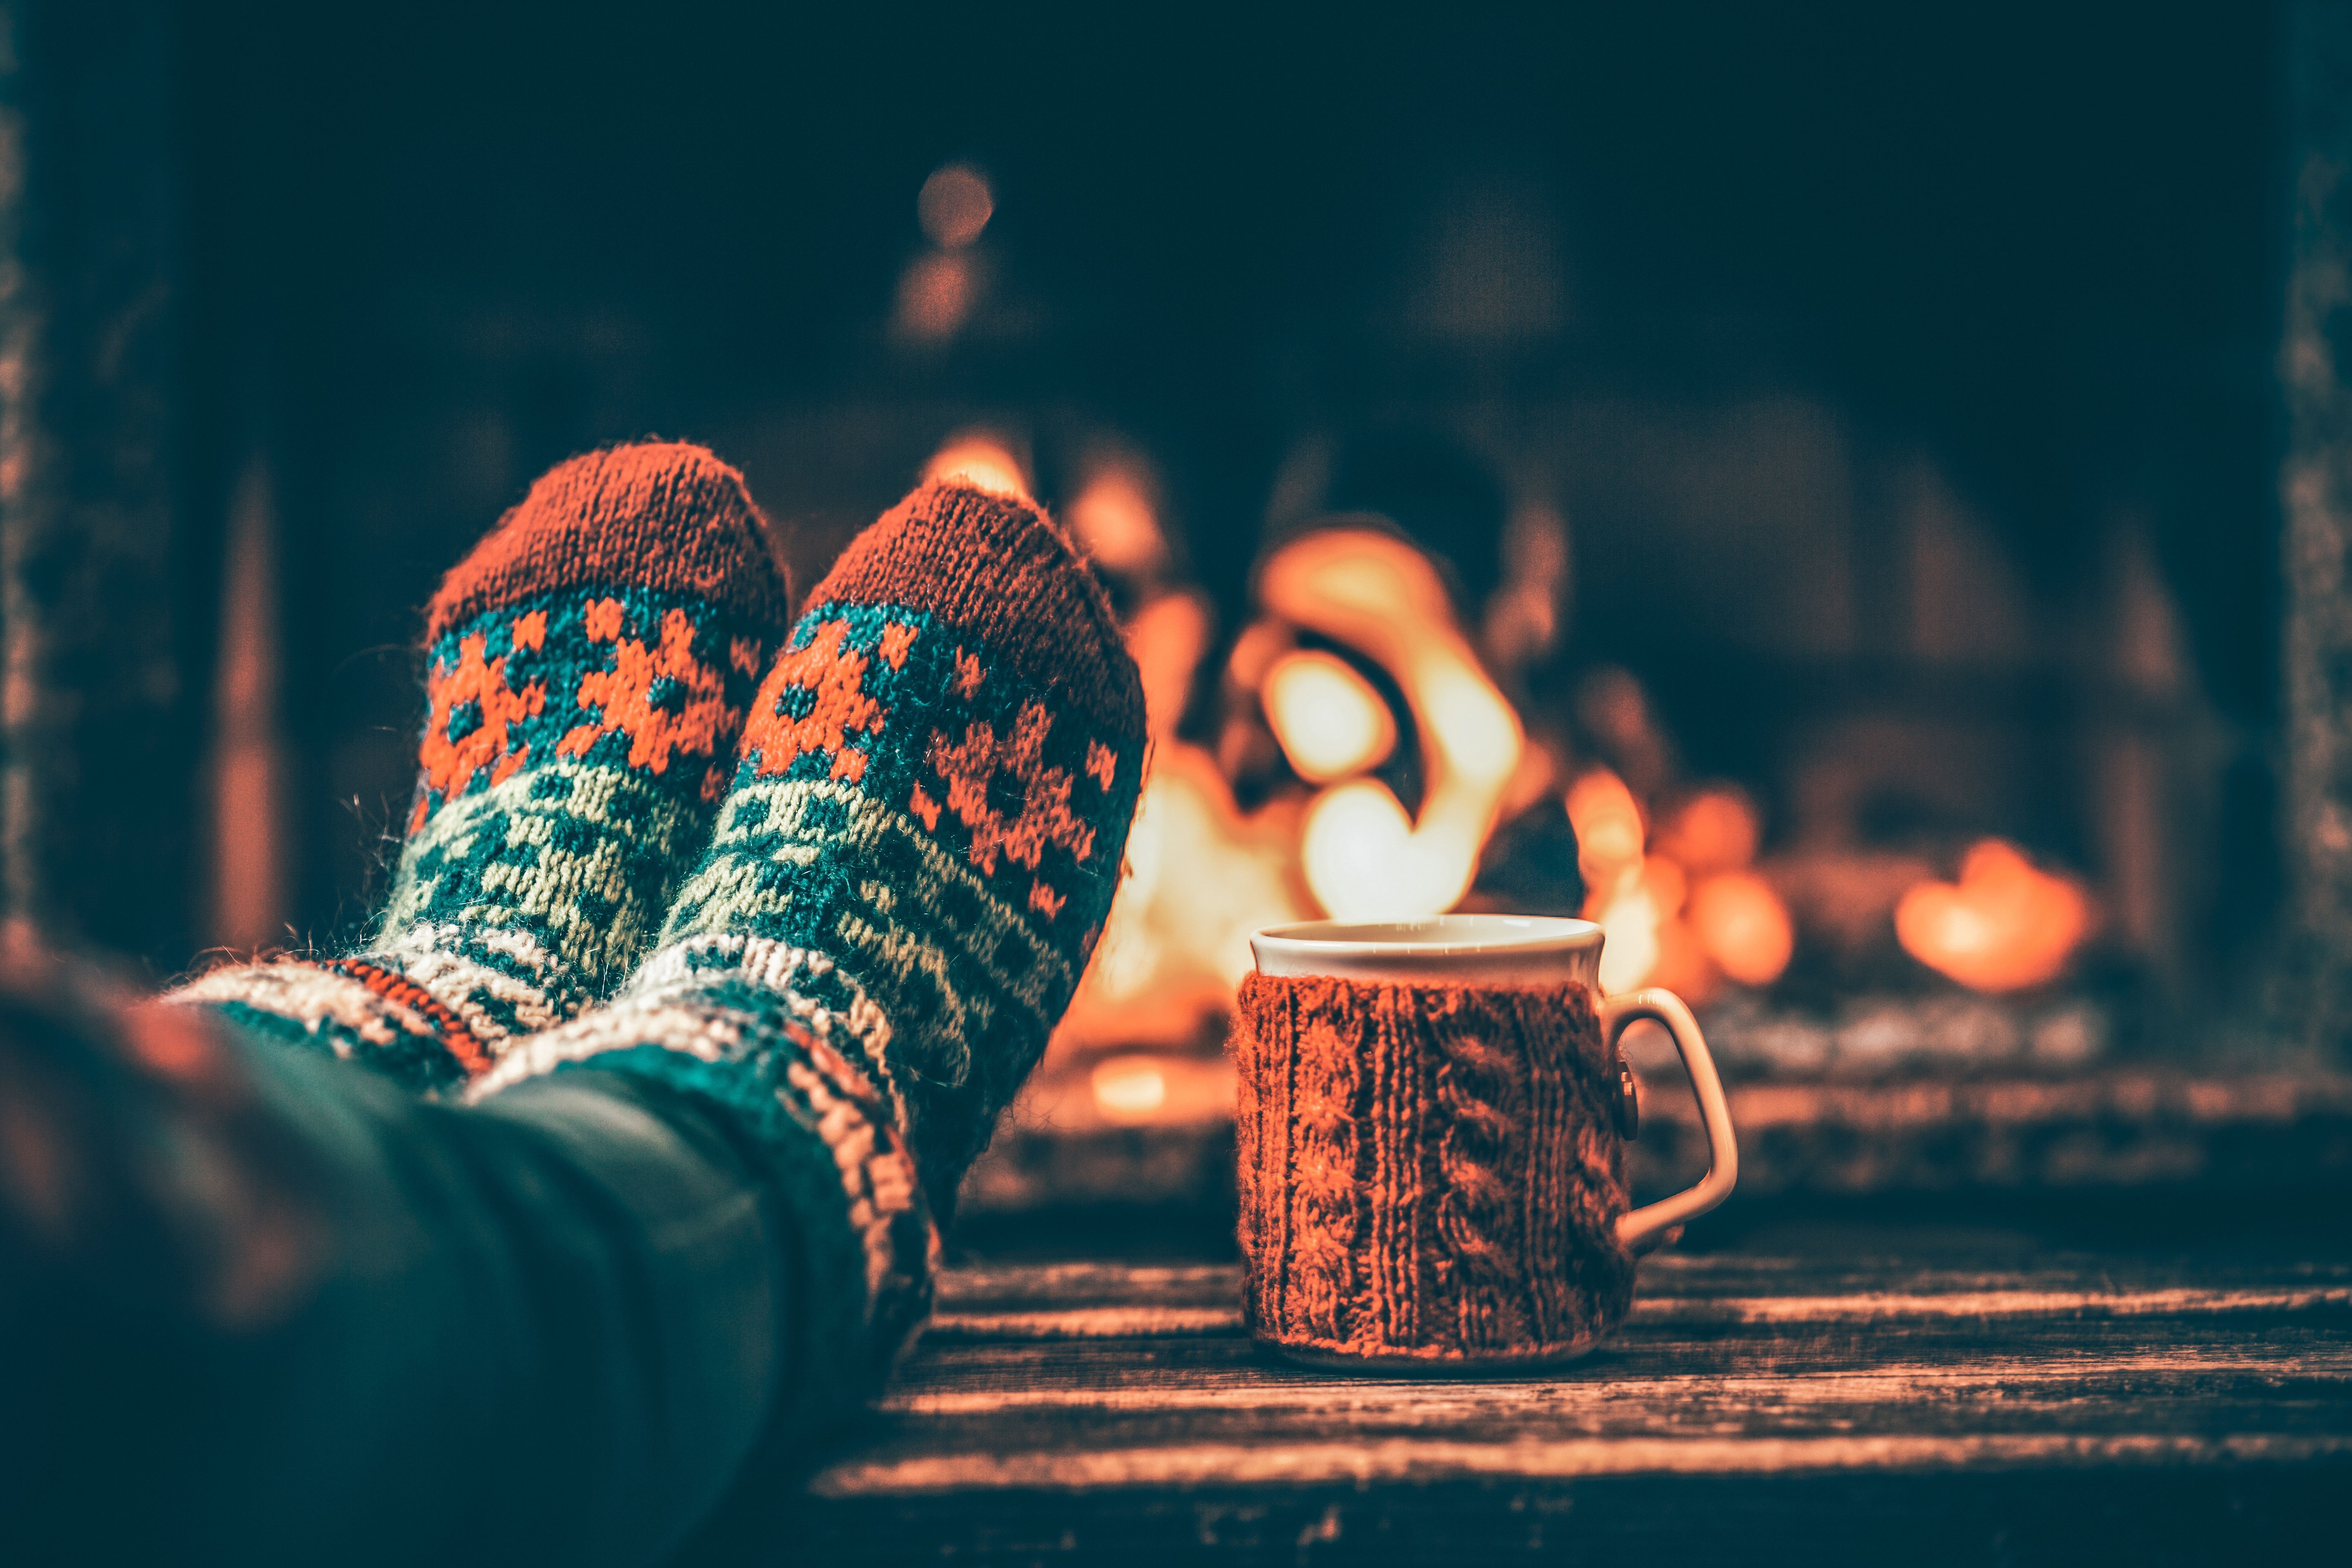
[429,440,793,642]
[808,479,1141,739]
[168,441,799,1091]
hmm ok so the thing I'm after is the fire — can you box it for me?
[921,432,1029,500]
[1895,839,2094,992]
[1260,530,1522,921]
[1066,463,1170,579]
[1688,871,1795,987]
[1090,1055,1169,1121]
[1060,744,1309,1046]
[1054,561,1308,1050]
[1261,649,1395,782]
[1569,773,1794,996]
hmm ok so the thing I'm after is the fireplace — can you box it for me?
[13,2,2277,1227]
[958,391,2224,1214]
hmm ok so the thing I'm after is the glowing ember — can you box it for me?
[1261,649,1395,783]
[1569,771,1794,996]
[1091,1055,1169,1121]
[1067,465,1170,578]
[1262,530,1522,920]
[1688,869,1795,987]
[922,432,1028,499]
[1895,839,2095,993]
[1657,788,1762,875]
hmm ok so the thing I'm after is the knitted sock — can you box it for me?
[173,443,793,1092]
[472,479,1147,1381]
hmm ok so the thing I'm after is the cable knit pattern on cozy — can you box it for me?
[1232,974,1636,1364]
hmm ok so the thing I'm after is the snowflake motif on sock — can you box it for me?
[922,697,1109,920]
[413,630,548,829]
[742,617,915,782]
[556,600,743,798]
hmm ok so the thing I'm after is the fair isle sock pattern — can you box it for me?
[470,933,929,1403]
[472,480,1147,1365]
[174,443,793,1093]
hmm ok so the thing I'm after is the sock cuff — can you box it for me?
[429,441,794,642]
[470,943,937,1365]
[168,959,487,1092]
[803,480,1143,739]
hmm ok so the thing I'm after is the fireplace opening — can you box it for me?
[65,3,2296,1235]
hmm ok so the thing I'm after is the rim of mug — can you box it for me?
[1252,913,1602,956]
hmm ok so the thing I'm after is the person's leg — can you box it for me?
[0,945,803,1567]
[1,477,1143,1566]
[174,442,793,1091]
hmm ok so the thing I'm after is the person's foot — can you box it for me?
[174,443,794,1090]
[476,477,1147,1383]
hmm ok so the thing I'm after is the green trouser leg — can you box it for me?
[2,1022,853,1568]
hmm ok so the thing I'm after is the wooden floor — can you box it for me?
[752,1245,2352,1565]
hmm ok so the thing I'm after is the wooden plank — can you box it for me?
[939,1255,2352,1304]
[929,1283,2352,1339]
[764,1466,2352,1566]
[813,1433,2352,1496]
[717,1254,2352,1566]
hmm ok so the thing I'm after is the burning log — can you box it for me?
[1259,528,1523,921]
[1894,840,2097,994]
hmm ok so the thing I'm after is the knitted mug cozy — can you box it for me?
[1231,973,1637,1368]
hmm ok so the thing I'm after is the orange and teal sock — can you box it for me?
[472,479,1147,1380]
[174,442,793,1092]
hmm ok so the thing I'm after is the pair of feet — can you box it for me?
[5,441,1145,1361]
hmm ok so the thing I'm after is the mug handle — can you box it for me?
[1599,988,1740,1249]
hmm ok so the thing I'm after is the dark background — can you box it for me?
[170,1,2281,991]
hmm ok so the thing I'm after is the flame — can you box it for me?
[1058,743,1310,1048]
[922,432,1029,501]
[1895,839,2094,992]
[1570,770,1793,995]
[1261,649,1395,783]
[1567,769,1646,885]
[1068,464,1170,579]
[1688,870,1795,987]
[1125,592,1210,738]
[1091,1055,1169,1121]
[1057,581,1312,1048]
[1567,770,1655,991]
[1262,530,1522,920]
